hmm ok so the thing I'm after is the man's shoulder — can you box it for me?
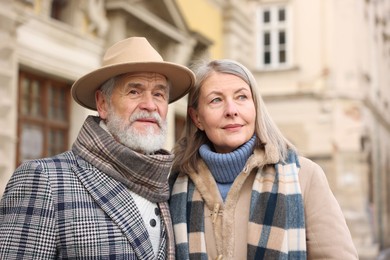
[26,150,75,164]
[4,151,80,192]
[16,151,78,173]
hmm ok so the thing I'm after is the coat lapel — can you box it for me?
[72,158,156,260]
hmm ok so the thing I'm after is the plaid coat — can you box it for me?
[0,151,168,259]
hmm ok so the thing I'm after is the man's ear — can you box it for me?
[96,90,108,119]
[189,107,204,131]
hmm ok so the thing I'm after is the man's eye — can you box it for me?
[128,89,139,95]
[154,91,168,99]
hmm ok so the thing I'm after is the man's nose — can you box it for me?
[139,93,158,111]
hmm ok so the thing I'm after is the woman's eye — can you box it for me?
[210,97,221,103]
[238,95,247,100]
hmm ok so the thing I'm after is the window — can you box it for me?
[51,0,68,20]
[256,5,291,69]
[17,71,71,166]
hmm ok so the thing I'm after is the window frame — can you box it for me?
[16,70,71,166]
[256,4,293,70]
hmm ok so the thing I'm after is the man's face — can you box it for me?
[97,72,170,153]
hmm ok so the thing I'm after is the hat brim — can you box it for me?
[71,61,195,110]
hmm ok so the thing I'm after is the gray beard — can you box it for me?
[106,109,167,154]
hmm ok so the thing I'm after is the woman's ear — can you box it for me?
[95,90,109,119]
[189,107,204,131]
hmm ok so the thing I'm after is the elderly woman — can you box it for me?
[169,59,358,259]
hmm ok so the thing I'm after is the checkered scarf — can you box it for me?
[72,115,175,259]
[170,150,306,259]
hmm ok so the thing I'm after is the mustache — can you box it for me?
[129,111,164,128]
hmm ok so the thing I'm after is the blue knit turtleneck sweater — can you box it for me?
[199,135,256,201]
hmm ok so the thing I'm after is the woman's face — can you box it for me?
[190,72,256,153]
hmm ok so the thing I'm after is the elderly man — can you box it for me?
[0,37,195,259]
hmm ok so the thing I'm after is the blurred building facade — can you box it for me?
[0,0,389,258]
[247,1,390,258]
[0,0,203,195]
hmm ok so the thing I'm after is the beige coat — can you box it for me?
[189,152,359,259]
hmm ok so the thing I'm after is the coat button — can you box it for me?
[150,219,157,227]
[155,207,160,216]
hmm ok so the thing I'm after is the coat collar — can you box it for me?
[187,148,277,211]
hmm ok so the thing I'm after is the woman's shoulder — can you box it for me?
[298,156,325,176]
[297,156,330,194]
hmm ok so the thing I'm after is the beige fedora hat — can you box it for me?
[71,37,195,110]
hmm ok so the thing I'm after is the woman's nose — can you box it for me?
[225,101,238,117]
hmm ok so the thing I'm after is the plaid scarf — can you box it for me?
[72,115,175,259]
[170,149,306,259]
